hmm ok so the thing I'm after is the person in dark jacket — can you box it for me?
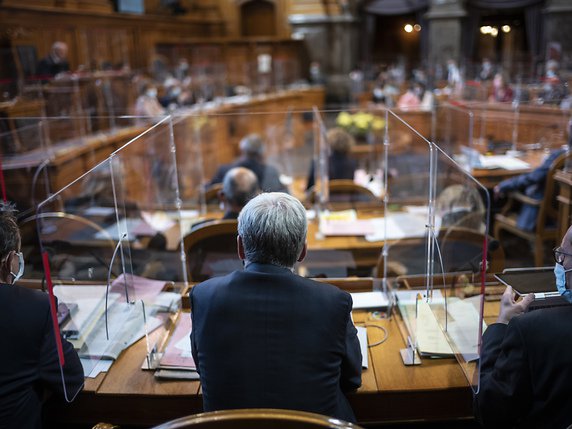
[474,224,572,429]
[494,148,565,231]
[306,127,358,191]
[210,134,287,193]
[36,42,70,79]
[190,192,362,421]
[0,202,84,429]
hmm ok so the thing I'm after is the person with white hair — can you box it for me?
[209,133,287,193]
[37,41,70,78]
[190,192,362,421]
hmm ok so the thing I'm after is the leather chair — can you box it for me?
[150,409,364,429]
[182,220,240,282]
[306,179,380,210]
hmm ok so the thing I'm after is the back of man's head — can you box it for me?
[0,202,20,262]
[239,134,264,158]
[222,167,259,209]
[238,192,307,268]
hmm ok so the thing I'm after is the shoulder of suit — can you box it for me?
[298,276,351,300]
[516,306,572,328]
[2,285,50,310]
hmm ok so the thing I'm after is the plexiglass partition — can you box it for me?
[432,103,474,155]
[426,146,490,394]
[36,116,184,398]
[2,115,146,215]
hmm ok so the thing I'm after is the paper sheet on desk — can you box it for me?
[351,291,388,309]
[356,326,368,368]
[81,358,113,378]
[365,213,427,242]
[445,296,485,362]
[320,219,376,236]
[478,155,530,170]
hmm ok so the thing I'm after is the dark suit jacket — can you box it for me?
[497,149,564,231]
[474,306,572,429]
[0,284,84,429]
[36,56,69,79]
[190,263,362,421]
[306,153,358,190]
[209,157,287,193]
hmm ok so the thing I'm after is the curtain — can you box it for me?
[525,3,544,66]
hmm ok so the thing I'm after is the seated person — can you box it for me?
[218,167,260,220]
[210,134,287,193]
[0,202,84,428]
[192,167,259,231]
[134,81,166,123]
[397,84,421,109]
[306,128,358,190]
[494,148,565,232]
[474,224,572,428]
[190,192,362,421]
[490,73,513,103]
[36,41,70,79]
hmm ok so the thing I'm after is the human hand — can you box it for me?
[493,185,504,200]
[496,286,534,324]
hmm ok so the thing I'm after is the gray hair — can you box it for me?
[238,192,307,268]
[0,202,20,261]
[239,134,264,158]
[222,167,259,208]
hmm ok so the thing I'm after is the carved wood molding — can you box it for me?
[0,26,35,40]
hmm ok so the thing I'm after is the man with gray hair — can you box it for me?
[37,41,70,79]
[219,167,260,220]
[190,192,361,421]
[209,133,287,193]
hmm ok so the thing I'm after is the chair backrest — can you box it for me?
[150,409,363,429]
[18,211,117,281]
[203,183,223,206]
[307,179,379,209]
[537,150,572,232]
[183,220,240,282]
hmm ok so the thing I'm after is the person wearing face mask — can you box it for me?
[474,225,572,429]
[0,202,84,428]
[134,81,166,124]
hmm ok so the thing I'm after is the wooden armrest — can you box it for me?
[510,192,542,206]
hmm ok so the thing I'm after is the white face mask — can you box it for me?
[146,88,157,98]
[9,251,25,284]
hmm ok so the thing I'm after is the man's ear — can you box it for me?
[237,235,246,260]
[297,242,307,263]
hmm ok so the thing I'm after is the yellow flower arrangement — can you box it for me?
[335,111,385,138]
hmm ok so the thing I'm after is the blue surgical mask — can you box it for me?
[9,252,24,285]
[554,263,572,303]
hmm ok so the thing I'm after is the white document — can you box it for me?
[365,212,427,242]
[356,326,368,369]
[81,358,114,378]
[445,296,486,362]
[478,155,530,170]
[350,291,388,310]
[83,206,115,217]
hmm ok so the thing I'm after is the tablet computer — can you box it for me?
[494,267,570,310]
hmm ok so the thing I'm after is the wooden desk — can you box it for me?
[44,279,483,427]
[471,150,545,189]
